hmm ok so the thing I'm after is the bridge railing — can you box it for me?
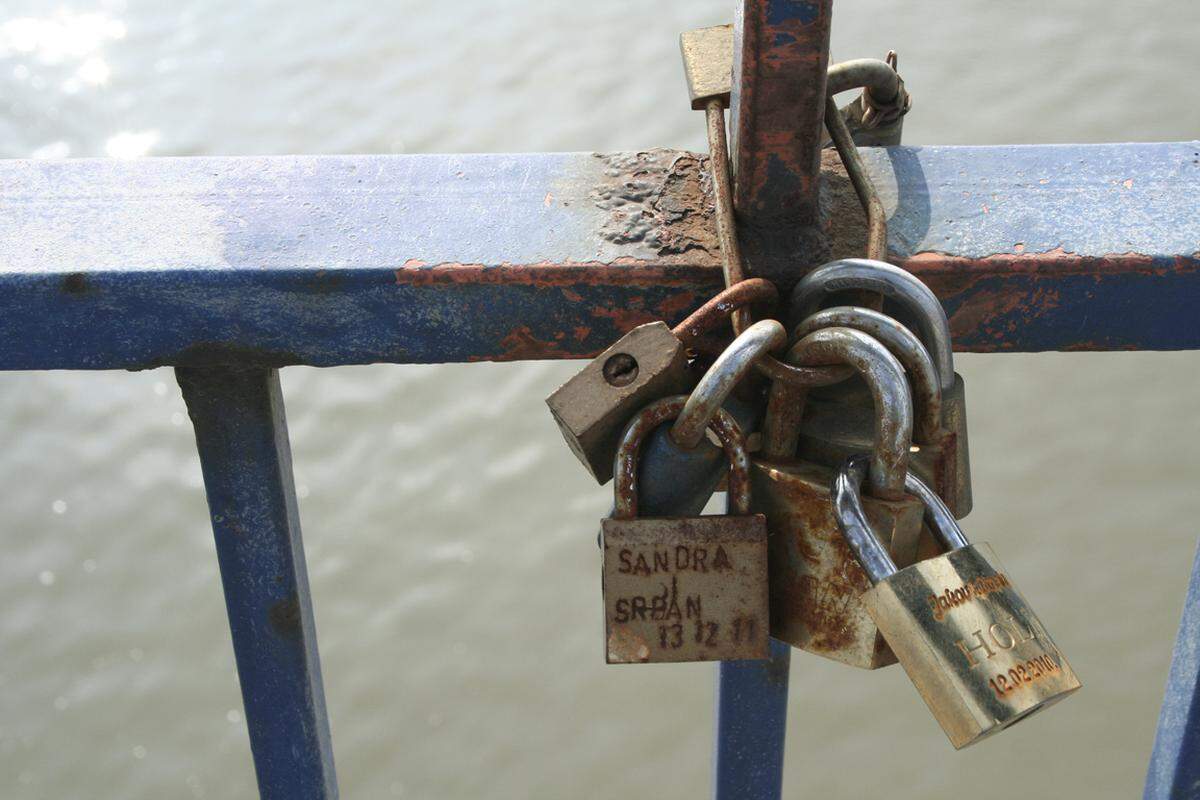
[5,1,1200,797]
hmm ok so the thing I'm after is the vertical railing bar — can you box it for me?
[730,0,834,285]
[712,488,790,800]
[1144,539,1200,799]
[178,366,338,800]
[712,640,791,800]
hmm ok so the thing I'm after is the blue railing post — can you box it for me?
[713,639,790,799]
[177,366,338,799]
[1145,539,1200,799]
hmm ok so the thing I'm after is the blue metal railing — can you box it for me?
[0,142,1196,799]
[3,1,1200,790]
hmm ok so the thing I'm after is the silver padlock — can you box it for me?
[635,319,786,517]
[789,258,971,518]
[791,305,956,514]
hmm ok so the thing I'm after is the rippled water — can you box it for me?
[2,1,1199,798]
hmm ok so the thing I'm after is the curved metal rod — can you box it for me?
[827,58,901,101]
[790,258,955,390]
[903,469,969,551]
[828,53,911,136]
[672,278,777,347]
[824,95,887,262]
[703,99,852,388]
[832,453,898,584]
[782,327,912,499]
[704,99,749,330]
[670,320,787,449]
[793,306,942,442]
[611,395,752,519]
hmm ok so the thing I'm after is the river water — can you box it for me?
[2,1,1199,798]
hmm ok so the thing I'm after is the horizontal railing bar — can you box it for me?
[0,142,1197,369]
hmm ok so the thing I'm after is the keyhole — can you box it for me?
[602,353,639,387]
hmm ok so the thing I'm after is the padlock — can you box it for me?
[750,327,926,669]
[833,454,1081,748]
[789,258,972,518]
[546,322,691,484]
[791,306,960,516]
[635,318,785,517]
[546,280,777,485]
[602,394,770,664]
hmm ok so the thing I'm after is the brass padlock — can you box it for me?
[791,306,957,513]
[546,322,691,484]
[750,327,925,669]
[547,280,777,485]
[834,454,1081,748]
[789,258,972,518]
[602,395,769,664]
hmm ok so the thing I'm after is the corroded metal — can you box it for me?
[1,144,1198,370]
[752,458,923,669]
[790,258,972,517]
[696,63,851,386]
[781,328,913,499]
[730,0,833,283]
[671,277,778,346]
[794,307,942,441]
[824,97,888,264]
[671,319,786,449]
[828,53,911,148]
[792,306,967,518]
[603,396,769,664]
[752,326,925,669]
[836,458,1081,748]
[546,321,690,484]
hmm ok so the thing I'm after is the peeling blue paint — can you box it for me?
[767,0,821,26]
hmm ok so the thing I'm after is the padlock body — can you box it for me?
[546,322,691,484]
[862,543,1080,749]
[797,372,972,518]
[601,515,769,663]
[750,458,924,668]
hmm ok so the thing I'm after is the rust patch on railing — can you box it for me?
[592,149,718,259]
[393,258,719,287]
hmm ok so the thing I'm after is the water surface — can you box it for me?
[2,1,1199,797]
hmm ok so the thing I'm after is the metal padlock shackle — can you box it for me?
[670,278,778,349]
[833,453,969,583]
[669,319,787,449]
[789,258,954,392]
[612,395,752,520]
[775,327,913,500]
[793,306,942,443]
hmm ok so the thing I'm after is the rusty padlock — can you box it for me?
[602,395,770,664]
[834,454,1080,747]
[750,327,925,669]
[789,258,971,518]
[636,317,785,517]
[791,305,959,516]
[546,280,777,484]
